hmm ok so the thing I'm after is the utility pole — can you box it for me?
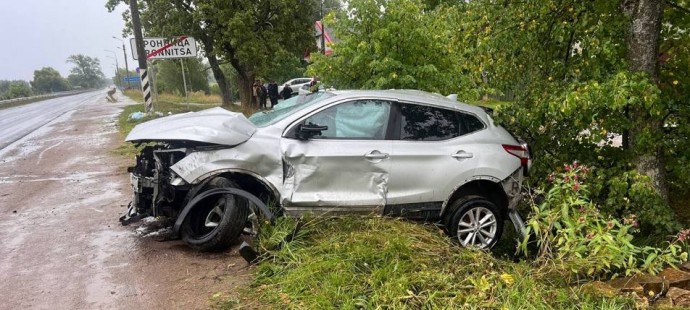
[320,0,326,55]
[130,0,153,112]
[113,36,131,88]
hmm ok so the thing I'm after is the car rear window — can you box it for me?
[399,104,485,141]
[462,114,486,134]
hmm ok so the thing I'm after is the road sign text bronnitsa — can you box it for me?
[130,37,198,60]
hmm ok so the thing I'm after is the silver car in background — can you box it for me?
[124,90,531,251]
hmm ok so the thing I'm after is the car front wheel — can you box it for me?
[181,177,249,252]
[446,196,503,249]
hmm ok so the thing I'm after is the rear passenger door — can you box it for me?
[386,102,486,218]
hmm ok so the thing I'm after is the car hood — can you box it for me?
[125,107,257,146]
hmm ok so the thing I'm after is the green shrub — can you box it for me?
[520,162,687,279]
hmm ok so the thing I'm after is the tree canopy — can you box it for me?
[66,54,106,89]
[31,67,70,94]
[106,0,317,107]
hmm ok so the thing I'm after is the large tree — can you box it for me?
[448,0,690,232]
[308,0,478,98]
[106,0,316,107]
[31,67,70,94]
[66,54,106,89]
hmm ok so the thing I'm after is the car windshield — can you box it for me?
[249,92,335,127]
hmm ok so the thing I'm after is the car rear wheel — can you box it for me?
[181,177,249,252]
[446,196,503,249]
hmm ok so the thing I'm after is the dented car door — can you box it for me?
[280,99,394,215]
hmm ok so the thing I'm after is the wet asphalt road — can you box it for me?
[0,92,250,309]
[0,91,103,150]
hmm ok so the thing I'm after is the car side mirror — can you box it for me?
[297,123,328,140]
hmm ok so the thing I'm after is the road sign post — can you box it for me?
[129,0,152,113]
[129,36,198,113]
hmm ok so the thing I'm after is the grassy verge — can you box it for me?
[218,217,633,309]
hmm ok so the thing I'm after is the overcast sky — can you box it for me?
[0,0,132,81]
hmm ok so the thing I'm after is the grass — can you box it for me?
[220,217,634,309]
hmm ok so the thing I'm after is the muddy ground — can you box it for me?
[0,93,250,309]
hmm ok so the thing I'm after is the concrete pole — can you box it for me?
[129,0,153,112]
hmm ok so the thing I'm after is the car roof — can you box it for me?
[325,89,487,116]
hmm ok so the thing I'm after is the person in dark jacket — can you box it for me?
[258,80,268,109]
[280,84,293,100]
[267,80,279,108]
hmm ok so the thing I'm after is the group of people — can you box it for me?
[252,80,294,109]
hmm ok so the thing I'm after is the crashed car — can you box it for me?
[123,90,530,251]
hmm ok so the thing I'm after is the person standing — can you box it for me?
[267,80,279,108]
[258,80,268,109]
[252,80,259,108]
[280,84,293,100]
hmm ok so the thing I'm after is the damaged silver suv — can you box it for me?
[123,90,530,251]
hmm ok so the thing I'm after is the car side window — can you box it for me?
[462,113,486,134]
[399,104,461,141]
[304,100,391,139]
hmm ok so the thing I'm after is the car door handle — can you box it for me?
[451,151,473,159]
[364,150,389,160]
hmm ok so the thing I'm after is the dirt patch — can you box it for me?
[0,95,250,309]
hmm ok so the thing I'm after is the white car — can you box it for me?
[279,78,312,95]
[123,90,531,251]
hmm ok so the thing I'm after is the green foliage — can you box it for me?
[0,80,33,100]
[107,0,317,105]
[154,58,210,95]
[66,54,106,89]
[247,216,634,309]
[521,163,687,279]
[493,71,680,233]
[263,50,306,86]
[31,67,70,94]
[308,0,479,98]
[464,0,688,232]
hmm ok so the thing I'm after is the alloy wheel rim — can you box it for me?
[204,199,225,229]
[457,206,497,249]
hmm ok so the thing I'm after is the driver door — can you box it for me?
[280,99,394,215]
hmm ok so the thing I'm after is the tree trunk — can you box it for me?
[207,53,233,107]
[198,34,233,107]
[237,74,255,109]
[626,0,668,202]
[222,43,255,108]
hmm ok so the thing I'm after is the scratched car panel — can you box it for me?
[123,89,531,251]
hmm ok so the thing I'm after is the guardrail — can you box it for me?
[0,90,87,106]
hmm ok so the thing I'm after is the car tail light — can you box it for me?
[503,144,529,165]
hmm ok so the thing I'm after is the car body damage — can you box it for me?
[126,107,256,146]
[280,139,389,214]
[124,90,531,251]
